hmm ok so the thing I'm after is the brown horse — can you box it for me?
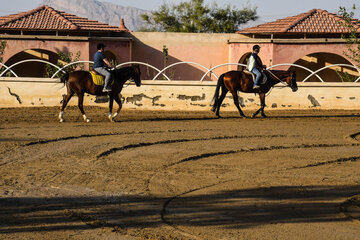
[211,70,298,118]
[58,65,141,122]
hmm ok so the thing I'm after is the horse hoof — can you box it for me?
[59,118,64,123]
[261,114,268,118]
[252,114,256,119]
[85,119,90,123]
[241,115,247,119]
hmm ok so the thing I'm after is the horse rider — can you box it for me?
[247,45,267,89]
[93,43,114,92]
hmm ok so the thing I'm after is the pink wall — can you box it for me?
[1,33,356,81]
[131,32,234,81]
[229,42,354,71]
[89,40,131,64]
[2,38,132,67]
[2,39,90,63]
[272,43,353,67]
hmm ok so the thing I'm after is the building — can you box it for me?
[0,7,358,82]
[0,5,131,77]
[231,9,360,82]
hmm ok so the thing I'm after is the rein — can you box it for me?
[266,69,290,88]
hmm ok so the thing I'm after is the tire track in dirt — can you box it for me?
[24,128,216,146]
[146,143,360,195]
[160,179,237,240]
[345,132,360,144]
[290,156,360,169]
[147,142,360,238]
[340,195,360,223]
[168,143,360,167]
[96,134,287,159]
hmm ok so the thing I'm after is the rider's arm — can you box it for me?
[103,58,113,68]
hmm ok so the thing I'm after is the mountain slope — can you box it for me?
[42,0,148,31]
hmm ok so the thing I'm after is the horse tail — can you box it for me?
[60,72,69,86]
[211,73,225,112]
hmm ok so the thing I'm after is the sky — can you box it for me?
[0,0,359,23]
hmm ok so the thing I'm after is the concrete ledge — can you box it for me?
[0,78,360,110]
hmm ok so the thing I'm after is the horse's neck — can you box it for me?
[268,71,286,85]
[115,69,131,84]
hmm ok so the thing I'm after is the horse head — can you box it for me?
[284,70,298,92]
[131,64,141,87]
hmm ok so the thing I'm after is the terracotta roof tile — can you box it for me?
[0,5,127,32]
[239,9,360,34]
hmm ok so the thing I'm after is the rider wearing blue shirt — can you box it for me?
[247,45,266,89]
[93,43,114,92]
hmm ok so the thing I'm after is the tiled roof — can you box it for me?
[239,9,360,34]
[0,5,128,32]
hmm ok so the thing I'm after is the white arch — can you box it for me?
[152,61,219,80]
[116,61,171,81]
[0,62,18,77]
[200,63,247,82]
[51,61,93,78]
[301,63,360,83]
[267,63,324,82]
[0,59,62,77]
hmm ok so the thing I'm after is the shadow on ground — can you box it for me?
[0,184,359,234]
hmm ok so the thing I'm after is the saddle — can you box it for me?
[244,69,267,85]
[90,70,114,86]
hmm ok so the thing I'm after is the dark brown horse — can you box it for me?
[58,65,141,122]
[211,70,298,118]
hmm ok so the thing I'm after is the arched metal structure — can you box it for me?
[301,63,360,83]
[200,63,247,82]
[0,60,359,83]
[0,62,18,77]
[51,61,93,78]
[116,61,171,81]
[267,63,324,82]
[0,59,62,77]
[152,61,218,81]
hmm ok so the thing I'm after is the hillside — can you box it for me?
[42,0,149,31]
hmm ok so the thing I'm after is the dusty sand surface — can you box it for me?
[0,106,360,240]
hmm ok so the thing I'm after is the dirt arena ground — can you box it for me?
[0,106,360,240]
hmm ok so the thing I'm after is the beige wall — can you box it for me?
[1,78,359,111]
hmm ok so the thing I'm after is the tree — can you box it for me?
[0,40,12,77]
[339,5,360,67]
[141,0,257,33]
[337,4,360,81]
[45,50,82,78]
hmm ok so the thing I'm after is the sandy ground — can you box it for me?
[0,106,360,240]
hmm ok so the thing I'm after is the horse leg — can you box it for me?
[252,93,266,118]
[260,93,267,118]
[230,90,246,118]
[108,95,114,121]
[59,84,74,122]
[112,94,123,121]
[77,92,90,122]
[216,87,228,118]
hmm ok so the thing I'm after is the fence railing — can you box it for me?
[0,60,359,83]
